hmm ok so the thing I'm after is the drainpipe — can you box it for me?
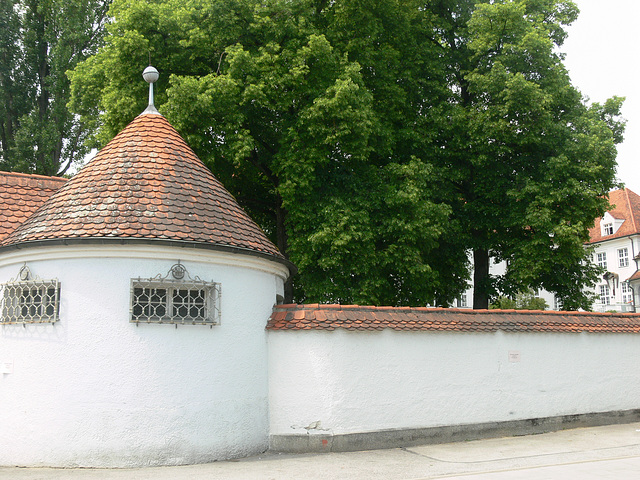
[631,238,637,312]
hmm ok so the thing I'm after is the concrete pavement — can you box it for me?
[3,422,640,479]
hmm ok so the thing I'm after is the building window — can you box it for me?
[603,223,614,235]
[599,285,611,305]
[1,266,60,324]
[622,283,633,304]
[596,252,607,269]
[618,248,629,268]
[553,295,563,311]
[130,264,220,326]
[458,293,468,308]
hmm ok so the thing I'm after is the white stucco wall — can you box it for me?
[0,244,287,467]
[268,328,640,437]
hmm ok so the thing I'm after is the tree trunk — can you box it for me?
[473,247,490,309]
[275,196,293,303]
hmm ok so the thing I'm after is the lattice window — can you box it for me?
[603,223,614,235]
[130,264,221,326]
[1,266,60,325]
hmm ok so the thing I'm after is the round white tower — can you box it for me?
[0,68,292,467]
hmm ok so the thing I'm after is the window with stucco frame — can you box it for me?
[618,248,629,268]
[0,265,60,325]
[458,293,468,308]
[599,284,611,305]
[603,223,614,236]
[622,282,633,304]
[130,264,221,326]
[596,252,607,269]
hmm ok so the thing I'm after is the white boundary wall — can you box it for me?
[0,244,287,467]
[268,328,640,441]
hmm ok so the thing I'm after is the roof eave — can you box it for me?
[0,237,297,276]
[586,232,640,246]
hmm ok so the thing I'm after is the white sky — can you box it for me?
[562,0,640,193]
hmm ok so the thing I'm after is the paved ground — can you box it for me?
[3,422,640,479]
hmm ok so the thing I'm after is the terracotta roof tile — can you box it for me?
[0,171,67,242]
[627,270,640,282]
[266,304,640,334]
[588,188,640,243]
[1,113,284,261]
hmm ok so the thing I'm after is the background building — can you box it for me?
[587,188,640,312]
[456,188,640,312]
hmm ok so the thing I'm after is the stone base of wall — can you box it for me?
[270,409,640,453]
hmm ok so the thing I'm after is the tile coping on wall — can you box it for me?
[267,304,640,333]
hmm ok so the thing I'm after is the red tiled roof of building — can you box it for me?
[267,304,640,333]
[0,171,67,242]
[1,113,284,261]
[588,188,640,244]
[627,270,640,282]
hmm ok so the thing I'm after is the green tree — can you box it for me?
[428,0,623,309]
[0,0,110,175]
[69,0,468,305]
[69,0,622,309]
[0,0,28,165]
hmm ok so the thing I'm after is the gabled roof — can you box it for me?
[1,112,286,264]
[267,304,640,333]
[588,188,640,244]
[628,270,640,283]
[0,171,67,242]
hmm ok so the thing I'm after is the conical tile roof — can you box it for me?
[1,112,285,263]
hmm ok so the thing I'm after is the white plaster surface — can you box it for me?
[0,244,286,467]
[268,328,640,437]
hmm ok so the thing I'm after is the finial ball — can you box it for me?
[143,66,159,84]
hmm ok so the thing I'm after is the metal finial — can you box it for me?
[142,66,160,114]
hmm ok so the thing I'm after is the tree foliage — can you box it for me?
[68,0,623,308]
[427,0,623,309]
[69,0,469,305]
[0,0,110,175]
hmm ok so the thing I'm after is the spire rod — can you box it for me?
[142,66,160,115]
